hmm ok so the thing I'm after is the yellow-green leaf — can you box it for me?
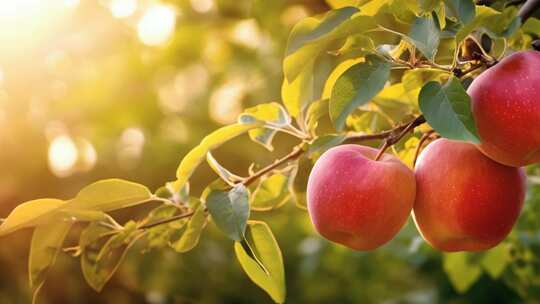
[171,199,208,253]
[0,199,66,236]
[66,179,152,212]
[29,219,72,304]
[234,221,286,303]
[251,168,295,211]
[172,123,260,193]
[481,244,511,279]
[443,252,482,293]
[81,221,142,292]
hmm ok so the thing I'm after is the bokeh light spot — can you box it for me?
[137,5,176,46]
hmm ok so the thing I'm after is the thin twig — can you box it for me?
[413,130,436,167]
[519,0,540,21]
[138,210,196,230]
[374,115,426,161]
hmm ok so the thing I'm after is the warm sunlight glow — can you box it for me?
[0,0,72,56]
[109,0,137,18]
[137,5,176,46]
[190,0,214,13]
[48,135,78,177]
[209,80,245,124]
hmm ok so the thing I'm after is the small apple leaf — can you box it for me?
[81,221,142,292]
[66,179,152,212]
[419,76,479,143]
[407,14,440,61]
[144,205,187,249]
[238,102,290,127]
[443,252,482,293]
[235,221,286,303]
[0,199,66,236]
[29,219,72,303]
[305,99,329,133]
[172,123,260,193]
[251,168,295,211]
[329,54,390,131]
[444,0,475,24]
[481,244,511,279]
[171,199,208,253]
[205,184,250,241]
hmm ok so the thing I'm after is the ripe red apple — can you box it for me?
[414,139,526,252]
[307,144,415,251]
[469,50,540,167]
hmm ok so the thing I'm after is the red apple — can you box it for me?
[469,50,540,167]
[414,139,526,251]
[307,144,415,250]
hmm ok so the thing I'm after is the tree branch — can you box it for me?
[519,0,540,21]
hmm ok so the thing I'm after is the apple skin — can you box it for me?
[469,50,540,167]
[307,144,415,251]
[413,139,526,252]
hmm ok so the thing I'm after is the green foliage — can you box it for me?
[234,221,286,303]
[67,179,152,212]
[172,123,260,193]
[445,0,476,24]
[0,199,66,236]
[251,168,295,211]
[419,76,480,143]
[29,219,72,303]
[81,221,142,292]
[443,252,483,293]
[239,102,292,150]
[408,15,441,61]
[170,199,208,253]
[329,55,390,130]
[205,184,250,241]
[0,0,537,302]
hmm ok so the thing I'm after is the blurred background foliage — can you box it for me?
[1,0,540,303]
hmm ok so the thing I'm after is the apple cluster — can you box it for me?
[307,50,540,252]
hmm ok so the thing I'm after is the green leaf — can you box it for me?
[172,123,260,193]
[305,99,330,133]
[326,0,359,9]
[239,102,290,127]
[443,252,482,293]
[289,157,311,210]
[444,0,475,24]
[307,135,346,160]
[0,199,66,236]
[329,55,390,131]
[407,15,440,61]
[144,205,187,249]
[284,8,376,82]
[234,221,286,303]
[205,184,250,241]
[419,76,479,143]
[171,199,208,253]
[281,62,315,118]
[29,219,72,303]
[207,152,243,184]
[66,179,152,212]
[238,102,291,151]
[481,244,510,279]
[456,6,519,43]
[251,168,295,211]
[286,7,359,57]
[81,221,142,292]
